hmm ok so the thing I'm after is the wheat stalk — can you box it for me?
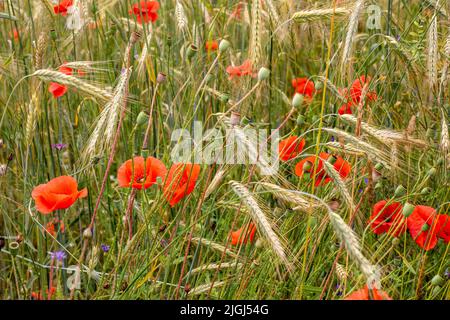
[335,263,348,281]
[249,0,263,66]
[230,181,290,270]
[191,237,239,259]
[427,14,439,91]
[292,8,351,24]
[175,0,188,33]
[258,182,320,212]
[323,160,356,213]
[341,0,365,76]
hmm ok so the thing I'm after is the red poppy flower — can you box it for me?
[295,153,351,186]
[338,102,353,115]
[205,40,219,52]
[349,76,377,104]
[45,218,65,237]
[163,163,200,207]
[49,65,73,98]
[226,59,254,80]
[344,285,392,300]
[369,200,406,237]
[53,0,74,16]
[32,176,88,214]
[407,206,449,250]
[230,2,244,20]
[291,77,316,99]
[278,136,305,161]
[11,29,19,41]
[31,286,57,300]
[231,222,257,245]
[129,1,160,24]
[117,156,167,190]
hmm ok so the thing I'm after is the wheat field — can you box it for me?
[0,0,449,300]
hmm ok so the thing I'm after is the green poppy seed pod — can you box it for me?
[391,237,400,246]
[327,154,338,165]
[219,39,231,52]
[255,238,264,248]
[292,93,304,108]
[374,163,384,172]
[394,185,406,198]
[431,275,444,286]
[9,241,19,255]
[83,228,92,239]
[314,80,323,90]
[186,44,198,60]
[296,114,305,125]
[257,67,270,81]
[136,111,149,126]
[420,187,431,195]
[375,181,383,190]
[421,224,429,232]
[303,160,313,171]
[402,202,415,217]
[427,167,437,177]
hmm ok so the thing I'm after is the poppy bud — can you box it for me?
[219,39,231,52]
[391,238,400,246]
[420,187,431,195]
[328,198,341,211]
[219,93,230,103]
[257,67,270,81]
[156,72,167,84]
[372,169,382,183]
[186,44,198,60]
[402,202,415,217]
[230,111,240,126]
[292,93,304,108]
[426,167,436,177]
[184,283,191,294]
[314,80,323,90]
[394,185,406,198]
[374,163,383,172]
[296,114,305,125]
[431,275,444,286]
[83,228,92,239]
[136,111,149,126]
[327,154,337,165]
[302,160,312,171]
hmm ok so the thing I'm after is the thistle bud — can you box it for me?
[431,275,444,286]
[394,185,406,198]
[156,72,167,84]
[292,93,304,108]
[83,228,92,239]
[402,202,415,217]
[420,187,431,195]
[257,67,270,81]
[219,39,231,52]
[136,111,149,126]
[186,44,198,60]
[314,80,323,90]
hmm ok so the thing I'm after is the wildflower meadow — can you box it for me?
[0,0,449,301]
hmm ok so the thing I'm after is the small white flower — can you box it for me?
[66,5,84,31]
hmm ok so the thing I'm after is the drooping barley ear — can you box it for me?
[258,182,320,212]
[230,181,291,271]
[327,209,380,289]
[323,160,356,213]
[335,263,348,281]
[326,142,367,157]
[249,0,263,67]
[188,281,226,296]
[33,69,113,102]
[189,262,243,276]
[175,0,188,33]
[204,169,227,199]
[34,32,47,70]
[191,237,239,259]
[291,8,351,24]
[440,110,449,155]
[438,28,450,103]
[427,14,438,93]
[341,0,365,77]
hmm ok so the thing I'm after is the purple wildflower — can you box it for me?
[50,250,67,262]
[52,143,67,151]
[101,244,110,253]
